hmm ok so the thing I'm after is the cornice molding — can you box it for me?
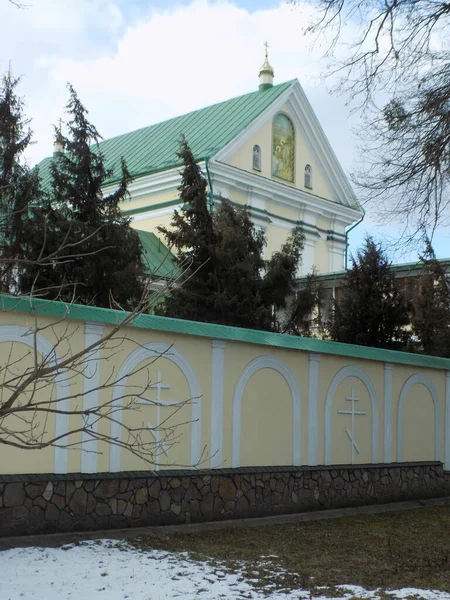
[104,163,205,202]
[210,161,361,225]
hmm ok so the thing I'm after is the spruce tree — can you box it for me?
[160,138,315,332]
[410,241,450,357]
[22,85,146,308]
[282,270,323,337]
[328,236,410,349]
[0,70,40,292]
[158,137,219,322]
[212,198,270,329]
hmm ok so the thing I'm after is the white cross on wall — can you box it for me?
[337,387,367,464]
[136,369,184,470]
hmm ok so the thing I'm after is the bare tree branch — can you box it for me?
[295,0,450,245]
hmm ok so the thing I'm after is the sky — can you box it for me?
[1,0,448,261]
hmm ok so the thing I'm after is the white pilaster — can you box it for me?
[383,363,393,463]
[446,371,450,470]
[81,322,105,473]
[308,352,321,465]
[298,238,316,276]
[328,239,345,272]
[210,340,226,468]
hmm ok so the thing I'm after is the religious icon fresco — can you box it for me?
[272,113,295,182]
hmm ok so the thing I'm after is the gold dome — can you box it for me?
[259,50,275,77]
[259,42,274,90]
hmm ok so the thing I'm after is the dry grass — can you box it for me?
[132,507,450,594]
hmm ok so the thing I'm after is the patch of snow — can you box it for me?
[388,589,450,600]
[0,539,449,600]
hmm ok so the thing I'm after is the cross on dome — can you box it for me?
[259,42,274,91]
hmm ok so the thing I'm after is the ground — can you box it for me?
[1,506,450,599]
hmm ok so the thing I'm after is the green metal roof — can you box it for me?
[2,293,450,370]
[36,81,295,191]
[135,229,180,280]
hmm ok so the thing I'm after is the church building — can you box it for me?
[38,48,363,277]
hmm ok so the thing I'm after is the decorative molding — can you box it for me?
[210,161,361,225]
[397,374,441,462]
[210,340,226,468]
[324,366,379,465]
[383,363,393,463]
[0,325,68,473]
[81,322,105,473]
[131,205,181,223]
[232,356,301,468]
[308,353,321,465]
[110,343,202,472]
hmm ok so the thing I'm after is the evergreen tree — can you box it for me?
[328,236,410,349]
[160,138,316,332]
[0,70,40,291]
[410,241,450,357]
[22,85,146,308]
[212,198,270,329]
[282,270,323,337]
[158,137,219,322]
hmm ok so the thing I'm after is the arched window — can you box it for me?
[272,113,295,183]
[253,145,261,171]
[304,164,312,188]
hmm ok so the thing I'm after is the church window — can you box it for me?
[305,164,312,188]
[253,145,261,171]
[272,113,295,183]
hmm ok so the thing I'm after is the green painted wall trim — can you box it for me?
[2,294,450,370]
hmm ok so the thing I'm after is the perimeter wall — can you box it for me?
[0,295,449,535]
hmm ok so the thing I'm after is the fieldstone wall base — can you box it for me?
[0,462,449,537]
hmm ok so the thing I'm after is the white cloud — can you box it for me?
[0,0,354,168]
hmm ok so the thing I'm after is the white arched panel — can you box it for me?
[397,373,441,462]
[232,355,301,467]
[0,325,68,473]
[110,343,202,471]
[324,365,379,465]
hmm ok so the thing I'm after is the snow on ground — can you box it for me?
[0,539,449,600]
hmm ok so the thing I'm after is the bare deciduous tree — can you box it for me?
[293,0,450,244]
[0,234,198,467]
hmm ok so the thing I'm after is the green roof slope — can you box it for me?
[36,81,294,190]
[135,229,180,280]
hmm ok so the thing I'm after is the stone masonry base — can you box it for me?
[0,462,449,537]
